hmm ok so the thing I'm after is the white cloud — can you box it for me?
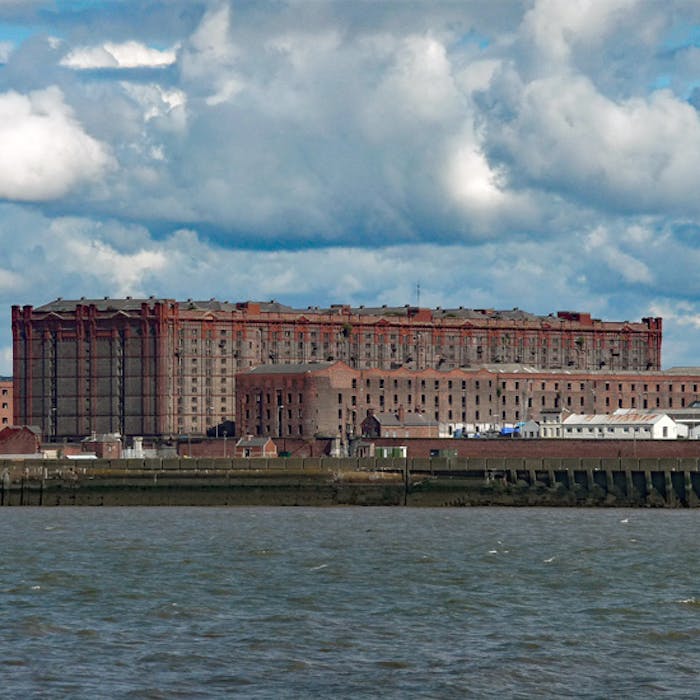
[119,82,187,128]
[61,41,178,70]
[0,268,21,291]
[180,2,242,105]
[522,0,642,66]
[485,72,700,213]
[648,300,700,368]
[376,35,458,123]
[585,227,653,285]
[446,145,505,211]
[4,1,700,374]
[0,41,13,63]
[0,87,113,201]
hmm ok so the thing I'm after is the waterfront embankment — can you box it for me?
[3,456,700,506]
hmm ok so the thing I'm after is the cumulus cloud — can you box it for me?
[446,144,506,211]
[119,83,187,127]
[2,1,700,373]
[61,41,178,70]
[180,2,242,105]
[59,238,167,298]
[482,71,700,214]
[585,227,654,285]
[0,202,698,374]
[0,87,113,200]
[522,0,642,67]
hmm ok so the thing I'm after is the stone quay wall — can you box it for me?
[2,454,700,507]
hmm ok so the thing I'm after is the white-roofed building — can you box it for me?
[560,410,679,440]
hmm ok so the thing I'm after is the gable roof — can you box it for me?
[365,412,439,427]
[235,436,274,447]
[370,413,401,426]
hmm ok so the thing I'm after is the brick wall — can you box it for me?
[368,437,700,459]
[0,426,40,455]
[14,300,663,440]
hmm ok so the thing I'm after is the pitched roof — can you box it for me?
[236,436,274,447]
[401,413,439,427]
[370,413,401,426]
[563,412,669,426]
[366,412,438,427]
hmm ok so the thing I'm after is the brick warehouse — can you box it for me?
[13,297,663,440]
[236,361,700,441]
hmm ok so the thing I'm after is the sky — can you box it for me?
[1,0,700,374]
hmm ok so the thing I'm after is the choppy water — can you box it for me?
[2,507,700,698]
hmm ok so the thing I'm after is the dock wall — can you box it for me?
[2,456,700,507]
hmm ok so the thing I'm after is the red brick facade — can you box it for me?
[234,436,277,458]
[0,426,40,455]
[13,298,663,439]
[238,362,700,441]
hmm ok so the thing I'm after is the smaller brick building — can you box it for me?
[234,436,277,458]
[81,433,123,458]
[361,410,439,438]
[0,425,41,455]
[237,361,700,442]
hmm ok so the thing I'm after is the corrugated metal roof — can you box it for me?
[563,412,667,426]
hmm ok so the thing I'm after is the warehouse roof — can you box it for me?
[31,297,628,326]
[245,362,335,375]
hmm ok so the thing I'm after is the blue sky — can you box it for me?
[1,1,700,373]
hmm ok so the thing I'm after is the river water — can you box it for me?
[2,507,700,698]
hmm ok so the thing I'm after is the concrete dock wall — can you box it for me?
[2,456,700,506]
